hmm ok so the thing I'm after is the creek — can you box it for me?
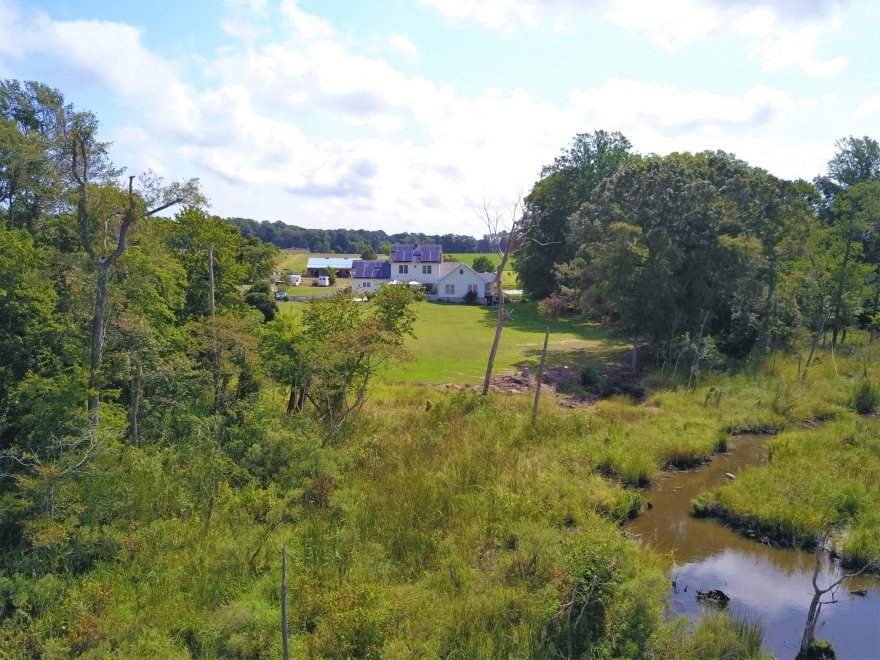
[626,434,880,658]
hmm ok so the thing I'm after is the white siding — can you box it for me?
[352,278,386,294]
[392,262,439,284]
[430,263,490,302]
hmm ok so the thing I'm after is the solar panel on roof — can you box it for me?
[422,246,440,262]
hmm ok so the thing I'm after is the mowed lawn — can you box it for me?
[444,252,514,270]
[280,300,624,383]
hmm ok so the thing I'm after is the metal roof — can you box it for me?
[306,257,355,270]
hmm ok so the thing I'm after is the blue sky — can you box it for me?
[1,0,878,236]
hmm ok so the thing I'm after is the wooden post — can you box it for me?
[281,545,289,660]
[532,326,550,424]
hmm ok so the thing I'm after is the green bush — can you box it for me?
[849,379,878,414]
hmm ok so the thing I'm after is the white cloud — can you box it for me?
[419,0,539,31]
[389,32,418,58]
[605,0,848,76]
[733,8,846,76]
[0,2,192,140]
[604,0,721,50]
[417,0,849,76]
[570,80,797,136]
[856,96,880,119]
[0,0,861,236]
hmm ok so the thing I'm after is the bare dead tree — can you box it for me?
[71,122,203,426]
[798,537,876,657]
[480,196,537,395]
[207,244,222,413]
[531,326,550,423]
[802,308,832,383]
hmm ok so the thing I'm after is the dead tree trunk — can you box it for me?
[798,542,875,657]
[208,244,222,413]
[802,309,831,382]
[72,120,195,427]
[531,326,550,423]
[129,360,143,446]
[830,209,855,347]
[480,197,533,396]
[482,255,510,395]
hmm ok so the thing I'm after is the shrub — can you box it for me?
[463,290,478,304]
[849,379,878,414]
[580,366,603,388]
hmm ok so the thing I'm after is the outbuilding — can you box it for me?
[306,257,354,278]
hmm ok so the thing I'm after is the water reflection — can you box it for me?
[626,435,880,658]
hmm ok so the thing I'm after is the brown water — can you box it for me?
[627,435,880,659]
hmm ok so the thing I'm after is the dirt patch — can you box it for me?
[488,363,646,405]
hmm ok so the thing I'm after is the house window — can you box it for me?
[459,269,464,274]
[422,265,431,274]
[467,284,478,294]
[445,284,455,295]
[364,282,371,288]
[399,265,408,274]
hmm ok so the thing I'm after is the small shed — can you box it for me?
[306,257,355,278]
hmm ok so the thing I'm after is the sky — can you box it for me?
[1,0,878,237]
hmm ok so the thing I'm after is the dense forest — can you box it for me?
[516,130,880,361]
[1,79,878,657]
[227,217,499,254]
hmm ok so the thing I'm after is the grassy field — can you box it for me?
[276,249,309,273]
[282,300,628,384]
[388,302,624,383]
[445,252,515,270]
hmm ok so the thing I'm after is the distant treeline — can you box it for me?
[227,217,498,253]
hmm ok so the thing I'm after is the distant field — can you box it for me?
[275,250,361,274]
[284,300,626,384]
[445,252,515,271]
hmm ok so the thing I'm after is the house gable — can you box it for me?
[433,262,496,301]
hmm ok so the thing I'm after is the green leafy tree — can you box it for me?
[0,226,66,444]
[516,131,637,299]
[170,208,247,320]
[261,291,414,439]
[244,280,279,322]
[471,255,495,272]
[360,246,377,260]
[560,152,814,363]
[372,283,417,342]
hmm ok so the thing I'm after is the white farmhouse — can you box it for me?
[389,243,442,286]
[431,262,496,303]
